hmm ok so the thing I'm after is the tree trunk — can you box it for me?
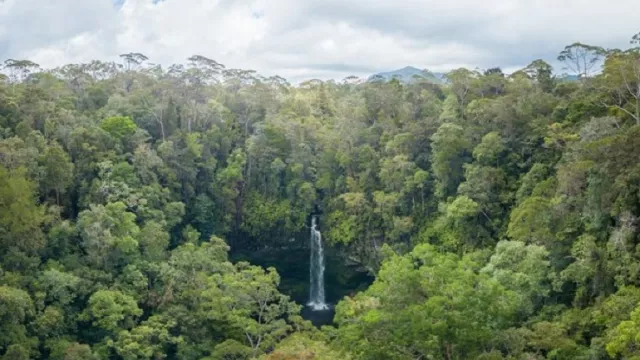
[234,181,245,234]
[444,343,453,360]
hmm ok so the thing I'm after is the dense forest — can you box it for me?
[1,32,640,360]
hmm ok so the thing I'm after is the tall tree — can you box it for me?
[430,123,470,198]
[41,143,73,205]
[0,166,46,255]
[599,48,640,124]
[557,42,605,79]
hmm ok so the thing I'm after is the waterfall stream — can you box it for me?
[308,215,328,311]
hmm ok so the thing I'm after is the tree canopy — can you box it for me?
[2,34,640,359]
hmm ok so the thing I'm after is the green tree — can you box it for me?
[430,123,470,198]
[334,244,517,360]
[482,241,553,317]
[41,143,74,205]
[0,166,46,255]
[445,68,480,117]
[523,59,555,92]
[472,132,505,166]
[599,48,640,124]
[216,149,246,234]
[80,289,142,334]
[0,286,35,356]
[101,116,138,140]
[77,202,140,270]
[606,305,640,359]
[138,221,170,262]
[113,315,183,360]
[507,196,554,246]
[206,263,302,356]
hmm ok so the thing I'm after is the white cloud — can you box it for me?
[0,0,638,81]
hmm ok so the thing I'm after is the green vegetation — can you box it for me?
[2,35,640,359]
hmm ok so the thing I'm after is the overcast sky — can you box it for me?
[0,0,638,82]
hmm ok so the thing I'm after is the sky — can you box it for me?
[0,0,638,82]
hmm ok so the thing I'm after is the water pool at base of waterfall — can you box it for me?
[231,246,373,326]
[302,305,335,327]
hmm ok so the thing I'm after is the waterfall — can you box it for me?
[308,215,328,311]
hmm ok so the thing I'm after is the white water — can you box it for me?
[308,216,328,311]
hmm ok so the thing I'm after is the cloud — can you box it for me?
[0,0,638,81]
[0,0,119,63]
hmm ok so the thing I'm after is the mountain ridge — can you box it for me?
[369,66,445,84]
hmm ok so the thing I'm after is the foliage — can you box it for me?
[334,244,518,360]
[100,116,138,140]
[0,166,46,254]
[2,36,640,359]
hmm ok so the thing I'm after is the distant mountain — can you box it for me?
[557,74,580,82]
[369,66,445,84]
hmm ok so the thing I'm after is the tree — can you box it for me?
[77,202,140,270]
[0,166,46,255]
[599,48,640,124]
[457,164,507,235]
[100,116,138,140]
[62,343,95,360]
[557,234,610,304]
[445,68,480,117]
[472,132,505,166]
[33,306,65,339]
[187,55,225,84]
[0,286,35,356]
[263,333,350,360]
[1,345,30,360]
[484,67,504,76]
[2,59,40,83]
[482,241,553,317]
[120,53,149,71]
[216,149,247,233]
[425,195,483,251]
[379,155,416,193]
[523,59,555,92]
[113,315,182,360]
[606,305,640,359]
[37,269,83,308]
[430,123,470,198]
[334,244,517,360]
[515,164,550,204]
[80,290,142,334]
[477,68,506,97]
[507,196,554,246]
[41,143,73,205]
[138,221,170,261]
[207,263,302,356]
[557,42,605,79]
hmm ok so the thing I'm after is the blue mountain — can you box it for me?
[557,74,580,82]
[369,66,444,84]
